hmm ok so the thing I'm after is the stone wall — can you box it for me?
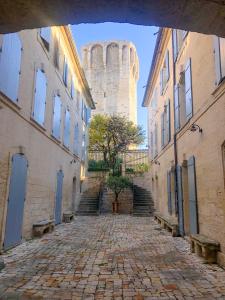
[82,40,139,124]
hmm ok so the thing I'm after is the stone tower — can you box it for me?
[82,41,139,124]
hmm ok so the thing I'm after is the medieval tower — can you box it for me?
[82,41,139,124]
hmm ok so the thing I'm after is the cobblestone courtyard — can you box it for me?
[0,216,225,299]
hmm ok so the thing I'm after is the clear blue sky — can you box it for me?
[72,23,157,143]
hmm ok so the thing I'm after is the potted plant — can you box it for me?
[106,175,131,214]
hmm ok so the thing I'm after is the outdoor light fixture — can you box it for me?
[70,159,76,164]
[189,124,203,133]
[154,161,160,166]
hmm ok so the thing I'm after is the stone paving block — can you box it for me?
[0,216,225,299]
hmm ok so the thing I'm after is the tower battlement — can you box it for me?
[82,40,139,124]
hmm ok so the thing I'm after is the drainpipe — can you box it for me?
[172,30,179,217]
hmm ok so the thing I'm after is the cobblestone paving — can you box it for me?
[0,215,225,299]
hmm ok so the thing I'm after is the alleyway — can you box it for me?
[0,216,225,300]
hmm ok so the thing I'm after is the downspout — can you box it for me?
[172,30,179,216]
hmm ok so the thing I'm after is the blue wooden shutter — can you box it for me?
[166,50,170,82]
[161,113,164,148]
[73,123,79,155]
[172,29,178,62]
[33,69,47,126]
[174,84,180,131]
[160,69,163,95]
[166,99,171,144]
[52,95,62,139]
[4,154,28,250]
[185,58,193,120]
[214,36,222,85]
[63,57,68,86]
[182,30,188,39]
[55,170,63,225]
[187,156,199,234]
[0,33,22,102]
[71,78,75,99]
[40,27,51,44]
[177,165,184,236]
[167,171,172,215]
[64,109,70,148]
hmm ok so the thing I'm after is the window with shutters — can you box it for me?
[32,69,47,126]
[71,77,75,99]
[214,37,225,85]
[161,100,171,148]
[63,57,68,86]
[77,91,80,112]
[40,27,51,50]
[0,33,22,103]
[73,123,79,156]
[160,50,170,94]
[54,38,60,69]
[173,29,188,62]
[167,169,176,216]
[153,123,158,158]
[150,132,154,159]
[52,95,62,140]
[63,109,70,149]
[174,58,193,132]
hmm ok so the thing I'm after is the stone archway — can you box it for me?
[1,1,225,37]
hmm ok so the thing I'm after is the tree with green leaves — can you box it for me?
[106,175,131,213]
[89,114,145,175]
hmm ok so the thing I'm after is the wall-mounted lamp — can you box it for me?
[70,159,76,164]
[189,123,203,133]
[154,160,160,166]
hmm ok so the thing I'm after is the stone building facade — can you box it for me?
[143,28,225,266]
[82,41,139,124]
[0,26,94,250]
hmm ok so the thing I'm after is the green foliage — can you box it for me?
[106,176,131,202]
[136,163,149,174]
[88,160,109,172]
[125,167,135,174]
[89,114,145,175]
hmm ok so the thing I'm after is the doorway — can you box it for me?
[55,170,64,225]
[4,154,28,250]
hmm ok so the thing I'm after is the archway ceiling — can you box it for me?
[1,0,225,37]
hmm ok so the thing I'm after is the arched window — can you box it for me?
[52,95,62,140]
[32,69,47,126]
[106,43,119,67]
[73,123,79,156]
[0,33,22,103]
[64,109,70,148]
[91,45,103,69]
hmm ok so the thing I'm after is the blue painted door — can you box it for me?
[177,165,184,236]
[188,156,199,234]
[4,154,28,250]
[55,170,63,225]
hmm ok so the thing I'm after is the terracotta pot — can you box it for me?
[112,202,119,214]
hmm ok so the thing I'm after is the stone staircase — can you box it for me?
[133,185,154,216]
[76,186,100,216]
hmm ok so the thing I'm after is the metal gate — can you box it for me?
[187,156,199,234]
[55,170,63,225]
[4,154,28,250]
[177,165,184,236]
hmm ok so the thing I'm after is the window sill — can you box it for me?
[50,134,61,144]
[0,92,21,111]
[212,77,225,100]
[37,34,50,59]
[30,117,47,132]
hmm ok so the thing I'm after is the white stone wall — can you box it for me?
[82,41,139,124]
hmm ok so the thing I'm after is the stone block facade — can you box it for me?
[82,40,139,124]
[0,26,94,249]
[143,28,225,265]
